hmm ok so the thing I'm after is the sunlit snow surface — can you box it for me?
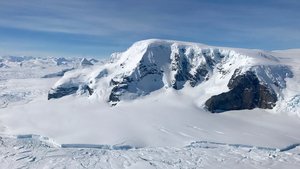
[0,135,299,169]
[0,42,300,168]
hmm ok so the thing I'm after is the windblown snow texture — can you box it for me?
[0,135,299,169]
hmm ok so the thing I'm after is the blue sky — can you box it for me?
[0,0,299,58]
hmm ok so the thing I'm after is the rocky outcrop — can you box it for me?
[205,70,278,113]
[48,86,79,100]
[80,58,93,67]
[48,85,93,100]
[108,60,164,104]
[171,50,216,89]
[0,63,9,68]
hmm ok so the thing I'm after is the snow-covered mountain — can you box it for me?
[48,39,296,114]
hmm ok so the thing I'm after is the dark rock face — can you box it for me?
[80,58,93,66]
[48,85,93,100]
[171,51,215,89]
[205,70,278,113]
[48,86,79,100]
[83,85,94,95]
[0,63,9,68]
[109,77,130,102]
[190,65,209,87]
[172,53,190,90]
[108,61,164,104]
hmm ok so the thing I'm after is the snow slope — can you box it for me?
[1,91,300,149]
[270,49,300,117]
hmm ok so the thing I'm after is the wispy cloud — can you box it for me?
[0,0,299,57]
[0,0,159,36]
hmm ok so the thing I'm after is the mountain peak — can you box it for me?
[132,39,208,48]
[80,58,93,67]
[48,39,294,113]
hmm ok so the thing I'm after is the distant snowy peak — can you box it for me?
[48,39,294,113]
[80,58,94,67]
[0,62,9,68]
